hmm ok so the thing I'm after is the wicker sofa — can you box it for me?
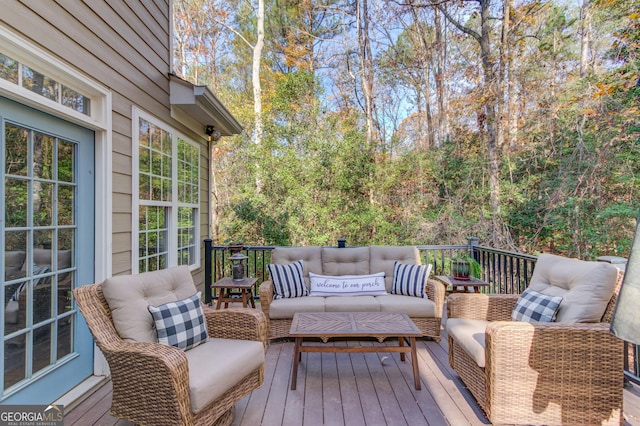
[445,254,625,425]
[258,246,446,341]
[74,266,267,426]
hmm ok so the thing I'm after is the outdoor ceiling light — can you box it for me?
[205,125,221,142]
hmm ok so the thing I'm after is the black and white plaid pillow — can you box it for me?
[512,288,563,322]
[148,292,209,350]
[267,260,308,299]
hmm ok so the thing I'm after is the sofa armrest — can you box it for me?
[427,278,446,318]
[447,294,519,321]
[258,279,274,319]
[204,307,267,347]
[484,321,624,422]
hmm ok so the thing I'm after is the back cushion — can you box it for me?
[528,253,619,323]
[369,246,421,292]
[102,266,197,343]
[5,251,26,278]
[271,247,323,287]
[322,247,370,276]
[32,248,72,271]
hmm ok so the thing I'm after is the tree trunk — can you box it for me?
[580,0,592,77]
[434,6,448,147]
[253,0,265,192]
[436,0,503,243]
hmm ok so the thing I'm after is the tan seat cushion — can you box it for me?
[369,246,421,292]
[445,318,489,367]
[325,295,380,312]
[102,266,197,342]
[269,296,326,319]
[375,294,436,317]
[186,338,265,413]
[5,250,25,278]
[322,247,370,276]
[528,253,619,322]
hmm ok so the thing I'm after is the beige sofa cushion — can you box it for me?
[445,318,489,367]
[528,253,619,322]
[370,246,421,292]
[269,296,326,319]
[322,247,370,276]
[102,266,197,343]
[5,250,25,278]
[325,295,380,312]
[271,247,323,287]
[32,248,72,270]
[186,338,264,413]
[375,295,436,317]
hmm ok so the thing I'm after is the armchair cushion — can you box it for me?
[267,260,308,299]
[446,318,489,367]
[148,292,209,350]
[186,337,265,413]
[528,253,619,322]
[102,266,197,343]
[511,288,563,322]
[391,262,432,298]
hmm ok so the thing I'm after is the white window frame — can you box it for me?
[132,108,200,273]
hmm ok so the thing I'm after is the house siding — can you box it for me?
[1,0,212,281]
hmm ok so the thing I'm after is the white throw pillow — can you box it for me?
[309,272,387,296]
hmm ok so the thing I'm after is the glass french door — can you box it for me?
[1,96,95,403]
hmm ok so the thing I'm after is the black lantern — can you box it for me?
[230,252,248,281]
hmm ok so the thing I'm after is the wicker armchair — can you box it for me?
[446,261,625,425]
[74,282,267,426]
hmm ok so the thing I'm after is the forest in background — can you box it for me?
[173,0,639,259]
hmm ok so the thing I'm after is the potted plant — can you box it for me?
[450,255,482,281]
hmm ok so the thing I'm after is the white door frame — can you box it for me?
[0,25,112,375]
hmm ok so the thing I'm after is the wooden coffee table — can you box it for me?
[289,312,422,390]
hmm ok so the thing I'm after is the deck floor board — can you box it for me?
[64,332,640,426]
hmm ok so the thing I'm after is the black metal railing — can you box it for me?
[203,237,638,383]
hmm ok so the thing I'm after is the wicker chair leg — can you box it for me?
[212,408,233,426]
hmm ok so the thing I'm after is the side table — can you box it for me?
[435,275,489,294]
[211,277,258,309]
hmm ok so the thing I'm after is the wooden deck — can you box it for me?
[64,331,640,426]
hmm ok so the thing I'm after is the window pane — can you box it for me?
[4,231,27,281]
[33,132,54,180]
[4,337,26,389]
[0,53,18,83]
[57,317,73,360]
[33,182,53,227]
[58,184,74,226]
[58,140,74,182]
[61,85,90,115]
[22,65,57,101]
[32,324,52,374]
[5,124,28,176]
[5,178,28,227]
[177,207,195,266]
[5,282,27,333]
